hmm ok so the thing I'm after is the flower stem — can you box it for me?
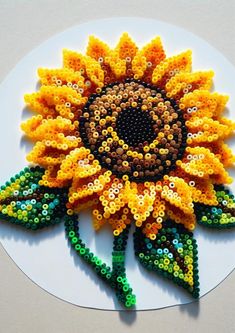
[64,214,136,308]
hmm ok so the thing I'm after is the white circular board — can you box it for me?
[0,17,235,310]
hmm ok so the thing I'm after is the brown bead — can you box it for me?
[116,147,124,155]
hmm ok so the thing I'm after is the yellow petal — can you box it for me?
[185,117,233,144]
[132,36,165,80]
[165,71,214,98]
[219,117,235,130]
[63,50,104,87]
[115,32,138,59]
[86,35,111,60]
[84,55,104,87]
[179,90,229,119]
[21,116,79,143]
[24,86,87,119]
[58,147,91,181]
[68,170,112,203]
[63,49,86,71]
[92,203,107,230]
[127,182,156,227]
[179,147,232,183]
[99,177,127,215]
[170,169,218,205]
[105,50,127,78]
[160,176,194,215]
[21,115,44,138]
[201,141,235,167]
[37,68,85,89]
[152,50,192,86]
[131,53,148,79]
[26,141,66,167]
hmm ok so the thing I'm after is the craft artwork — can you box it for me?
[1,33,235,309]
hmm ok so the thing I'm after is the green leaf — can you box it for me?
[134,220,200,298]
[0,167,68,230]
[196,185,235,229]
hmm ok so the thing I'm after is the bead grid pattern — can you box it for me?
[0,33,235,308]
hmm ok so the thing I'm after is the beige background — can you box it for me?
[0,1,234,332]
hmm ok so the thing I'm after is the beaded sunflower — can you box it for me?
[1,33,235,308]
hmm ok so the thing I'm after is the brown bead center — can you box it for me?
[80,80,187,182]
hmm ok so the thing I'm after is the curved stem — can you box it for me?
[64,214,136,308]
[111,226,136,308]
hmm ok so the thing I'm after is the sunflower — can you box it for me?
[21,33,234,239]
[1,33,235,308]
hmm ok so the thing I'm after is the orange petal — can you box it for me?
[179,90,229,119]
[39,166,69,188]
[105,50,127,78]
[108,208,132,236]
[84,55,104,87]
[68,194,99,215]
[152,50,192,87]
[86,35,111,60]
[92,202,107,230]
[200,141,235,167]
[115,32,138,59]
[141,195,166,239]
[166,203,196,231]
[139,36,165,67]
[190,179,218,205]
[63,49,86,71]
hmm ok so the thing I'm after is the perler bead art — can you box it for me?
[1,33,235,308]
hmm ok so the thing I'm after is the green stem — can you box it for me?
[64,214,136,308]
[111,226,136,308]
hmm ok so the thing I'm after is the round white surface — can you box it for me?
[0,17,235,310]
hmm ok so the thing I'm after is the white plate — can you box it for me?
[0,17,235,310]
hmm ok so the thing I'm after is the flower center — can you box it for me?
[80,79,187,182]
[116,108,156,147]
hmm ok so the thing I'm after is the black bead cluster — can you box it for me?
[116,108,156,146]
